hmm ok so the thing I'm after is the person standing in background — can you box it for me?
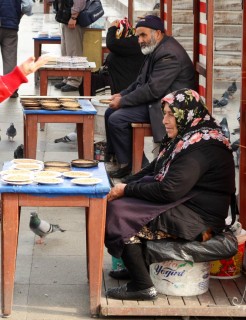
[0,0,33,98]
[53,0,86,92]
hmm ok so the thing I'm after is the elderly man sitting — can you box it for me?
[105,15,196,179]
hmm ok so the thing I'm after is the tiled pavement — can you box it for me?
[0,1,241,319]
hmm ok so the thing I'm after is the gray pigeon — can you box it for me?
[6,123,17,141]
[227,81,237,97]
[213,91,229,110]
[29,212,66,244]
[219,117,230,140]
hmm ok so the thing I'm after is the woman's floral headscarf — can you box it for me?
[116,17,135,39]
[154,88,231,180]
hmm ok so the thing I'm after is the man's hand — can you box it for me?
[107,183,126,202]
[68,18,77,29]
[109,94,122,110]
[18,56,50,76]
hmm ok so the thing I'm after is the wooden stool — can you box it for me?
[131,123,153,174]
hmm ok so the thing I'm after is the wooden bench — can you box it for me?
[131,122,153,174]
[101,268,246,318]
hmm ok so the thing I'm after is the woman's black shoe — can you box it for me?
[109,268,130,280]
[109,165,132,179]
[106,284,158,301]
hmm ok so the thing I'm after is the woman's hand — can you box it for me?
[18,56,50,76]
[107,183,126,202]
[110,20,119,28]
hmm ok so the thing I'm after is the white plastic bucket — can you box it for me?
[150,260,210,296]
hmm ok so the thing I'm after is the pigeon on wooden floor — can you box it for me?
[213,91,229,110]
[6,123,17,141]
[227,81,237,97]
[220,117,230,140]
[29,212,66,244]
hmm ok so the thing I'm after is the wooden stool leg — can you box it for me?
[132,127,145,174]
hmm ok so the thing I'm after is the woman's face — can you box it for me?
[162,103,178,138]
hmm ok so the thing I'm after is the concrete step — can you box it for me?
[175,37,242,53]
[173,0,241,11]
[172,23,242,39]
[214,51,241,67]
[214,38,241,52]
[214,65,241,81]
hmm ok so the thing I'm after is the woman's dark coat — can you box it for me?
[106,26,145,94]
[105,143,235,258]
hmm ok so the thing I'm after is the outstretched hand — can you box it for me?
[18,56,50,76]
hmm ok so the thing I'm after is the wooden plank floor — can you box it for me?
[100,268,246,318]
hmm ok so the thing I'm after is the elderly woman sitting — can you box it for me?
[105,88,235,301]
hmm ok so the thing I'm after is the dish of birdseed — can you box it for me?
[63,171,92,178]
[34,177,64,184]
[71,178,102,185]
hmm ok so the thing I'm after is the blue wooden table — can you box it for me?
[22,98,97,159]
[0,161,110,317]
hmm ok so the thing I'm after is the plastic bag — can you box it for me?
[144,231,238,265]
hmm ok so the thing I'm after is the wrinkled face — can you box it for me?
[136,27,159,55]
[162,103,178,139]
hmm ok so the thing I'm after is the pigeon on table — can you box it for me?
[6,123,17,141]
[29,212,66,244]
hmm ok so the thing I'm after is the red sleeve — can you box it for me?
[0,67,28,102]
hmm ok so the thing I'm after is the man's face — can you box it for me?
[136,27,159,55]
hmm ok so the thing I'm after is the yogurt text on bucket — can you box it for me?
[154,264,186,278]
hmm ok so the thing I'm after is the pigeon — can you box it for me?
[29,212,66,244]
[219,117,230,139]
[6,123,17,141]
[213,91,229,109]
[231,138,240,152]
[221,90,229,98]
[54,132,77,143]
[14,144,24,159]
[213,98,219,107]
[227,81,237,97]
[231,139,240,168]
